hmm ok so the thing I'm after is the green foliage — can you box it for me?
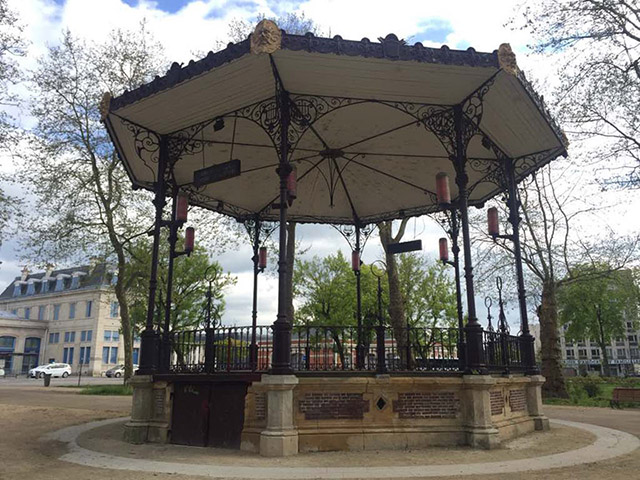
[559,266,639,352]
[78,384,132,396]
[126,236,236,332]
[544,377,640,408]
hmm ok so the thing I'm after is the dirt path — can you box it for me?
[0,386,638,480]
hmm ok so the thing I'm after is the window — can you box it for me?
[38,306,45,321]
[0,336,16,350]
[24,338,41,354]
[578,349,588,359]
[566,341,574,347]
[26,282,35,295]
[112,330,119,341]
[110,301,119,318]
[41,281,49,294]
[24,307,31,319]
[631,348,640,359]
[577,341,586,347]
[70,275,80,289]
[616,337,625,346]
[566,349,575,359]
[79,347,90,365]
[110,347,118,364]
[53,304,60,321]
[627,322,634,330]
[85,300,92,318]
[617,348,627,359]
[102,346,110,364]
[63,347,74,364]
[104,330,112,341]
[64,331,75,343]
[12,283,21,296]
[55,277,64,292]
[69,303,76,319]
[133,347,139,365]
[81,330,86,342]
[49,332,60,344]
[591,349,600,357]
[86,330,92,342]
[628,335,638,346]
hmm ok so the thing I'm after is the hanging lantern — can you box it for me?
[184,227,195,252]
[435,172,451,205]
[487,207,499,236]
[176,193,189,222]
[351,250,360,272]
[439,238,449,263]
[258,246,267,269]
[287,166,297,206]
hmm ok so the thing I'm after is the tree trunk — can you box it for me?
[597,307,610,376]
[539,280,568,398]
[114,243,134,382]
[286,221,296,322]
[378,221,408,366]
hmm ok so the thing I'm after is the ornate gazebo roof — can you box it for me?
[101,21,567,225]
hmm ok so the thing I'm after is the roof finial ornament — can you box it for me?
[498,43,519,75]
[99,91,112,122]
[251,19,282,55]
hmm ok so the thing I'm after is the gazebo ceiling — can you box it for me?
[102,22,567,225]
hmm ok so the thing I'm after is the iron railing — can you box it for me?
[483,330,524,373]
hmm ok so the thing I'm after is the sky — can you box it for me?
[1,0,636,329]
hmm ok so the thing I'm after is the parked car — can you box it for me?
[105,364,138,378]
[29,363,72,378]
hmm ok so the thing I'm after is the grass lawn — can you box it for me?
[78,384,133,396]
[544,378,640,408]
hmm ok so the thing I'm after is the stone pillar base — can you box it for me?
[466,427,500,449]
[260,430,299,457]
[532,416,550,431]
[259,374,299,457]
[124,375,154,444]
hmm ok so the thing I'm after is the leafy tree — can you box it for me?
[126,236,236,333]
[473,165,638,397]
[559,266,639,376]
[397,253,457,329]
[518,0,640,187]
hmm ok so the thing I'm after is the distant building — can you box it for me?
[558,319,640,377]
[0,264,140,376]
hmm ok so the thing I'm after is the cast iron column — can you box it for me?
[449,209,466,370]
[453,105,486,373]
[161,192,179,373]
[504,159,538,373]
[271,90,293,375]
[138,134,167,375]
[250,217,261,370]
[355,225,365,369]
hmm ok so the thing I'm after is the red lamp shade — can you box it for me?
[176,194,189,222]
[435,172,451,205]
[287,166,297,199]
[351,250,360,272]
[439,238,449,262]
[184,227,195,252]
[258,246,267,269]
[487,207,499,236]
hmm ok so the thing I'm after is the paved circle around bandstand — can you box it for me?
[45,418,640,478]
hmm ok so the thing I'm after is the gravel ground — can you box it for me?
[0,386,638,480]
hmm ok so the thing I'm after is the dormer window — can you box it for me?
[26,281,35,295]
[41,281,49,294]
[70,271,86,289]
[110,272,118,286]
[12,282,21,297]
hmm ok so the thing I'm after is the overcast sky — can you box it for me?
[1,0,636,329]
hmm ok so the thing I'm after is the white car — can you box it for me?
[29,363,72,378]
[105,364,138,377]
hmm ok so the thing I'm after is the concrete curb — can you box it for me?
[43,418,640,478]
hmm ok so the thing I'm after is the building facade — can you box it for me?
[0,264,139,376]
[558,320,640,377]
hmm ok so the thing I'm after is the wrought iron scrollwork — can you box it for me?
[243,217,279,248]
[119,117,160,180]
[331,222,376,251]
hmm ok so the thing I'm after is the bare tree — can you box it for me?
[474,164,638,397]
[16,26,167,382]
[517,0,640,188]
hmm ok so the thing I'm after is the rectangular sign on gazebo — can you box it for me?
[193,159,241,187]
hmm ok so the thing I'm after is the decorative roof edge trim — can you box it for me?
[109,31,499,112]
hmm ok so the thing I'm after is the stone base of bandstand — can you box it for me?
[123,375,172,445]
[241,374,549,455]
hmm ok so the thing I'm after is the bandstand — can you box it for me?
[100,20,567,456]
